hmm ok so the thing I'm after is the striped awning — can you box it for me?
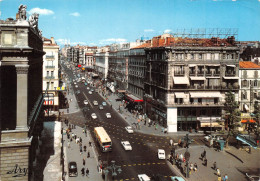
[190,92,222,98]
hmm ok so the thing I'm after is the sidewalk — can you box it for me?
[63,124,102,181]
[60,87,80,115]
[171,145,259,181]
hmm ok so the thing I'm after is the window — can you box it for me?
[254,80,258,87]
[190,54,194,60]
[51,71,54,77]
[242,91,247,100]
[242,80,247,88]
[47,71,49,76]
[198,54,202,59]
[51,82,54,90]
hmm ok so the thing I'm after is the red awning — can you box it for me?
[241,120,256,123]
[78,64,81,67]
[126,94,143,102]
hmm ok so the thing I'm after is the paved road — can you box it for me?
[62,63,177,180]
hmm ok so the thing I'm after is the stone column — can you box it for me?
[15,64,29,130]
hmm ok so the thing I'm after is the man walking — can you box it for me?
[86,168,89,177]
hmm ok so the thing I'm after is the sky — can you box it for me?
[0,0,260,46]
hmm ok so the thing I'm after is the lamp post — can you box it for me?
[184,134,191,178]
[103,160,122,181]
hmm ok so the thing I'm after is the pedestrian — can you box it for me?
[80,137,82,143]
[170,139,173,146]
[223,174,228,181]
[148,119,151,127]
[194,163,198,171]
[89,141,92,147]
[86,168,89,176]
[84,145,87,152]
[204,158,207,167]
[203,149,206,158]
[83,158,85,166]
[81,167,85,176]
[216,168,221,177]
[80,145,83,154]
[67,141,70,148]
[144,119,146,125]
[87,151,90,158]
[213,161,217,170]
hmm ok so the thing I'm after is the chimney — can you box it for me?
[51,37,55,44]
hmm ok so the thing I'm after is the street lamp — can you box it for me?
[103,160,122,181]
[184,134,191,178]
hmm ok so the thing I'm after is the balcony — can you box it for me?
[213,71,220,76]
[189,71,195,76]
[45,65,55,69]
[169,102,224,107]
[197,71,204,76]
[45,76,55,79]
[225,71,236,77]
[46,55,55,60]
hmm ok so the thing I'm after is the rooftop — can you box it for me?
[239,61,260,69]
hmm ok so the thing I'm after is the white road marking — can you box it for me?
[83,92,93,108]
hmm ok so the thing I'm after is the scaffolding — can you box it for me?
[171,28,238,39]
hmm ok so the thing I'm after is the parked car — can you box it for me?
[87,87,90,90]
[121,141,132,150]
[89,91,92,94]
[93,100,98,106]
[102,102,107,106]
[138,174,150,181]
[99,105,104,110]
[68,161,78,177]
[91,113,97,119]
[158,149,166,159]
[106,113,111,118]
[84,100,88,105]
[170,176,185,181]
[125,126,134,133]
[204,134,224,142]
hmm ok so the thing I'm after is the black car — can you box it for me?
[68,161,78,177]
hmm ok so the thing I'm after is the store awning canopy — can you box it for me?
[126,94,143,102]
[190,91,222,98]
[241,120,256,123]
[175,92,186,98]
[236,134,257,149]
[226,64,236,67]
[117,90,126,93]
[190,77,206,81]
[223,76,239,79]
[173,77,189,85]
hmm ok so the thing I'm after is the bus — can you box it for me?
[94,127,112,152]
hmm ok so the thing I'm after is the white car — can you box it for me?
[121,141,132,151]
[93,101,98,106]
[87,87,90,90]
[125,126,134,133]
[106,113,111,118]
[84,100,88,105]
[99,105,104,110]
[102,102,107,106]
[75,85,78,88]
[204,134,223,142]
[158,149,166,159]
[138,174,150,181]
[89,91,92,94]
[91,113,97,119]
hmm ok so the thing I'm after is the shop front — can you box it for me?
[125,94,144,112]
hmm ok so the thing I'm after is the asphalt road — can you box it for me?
[62,62,206,181]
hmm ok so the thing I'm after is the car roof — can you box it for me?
[158,149,165,152]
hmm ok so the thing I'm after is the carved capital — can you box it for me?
[15,65,29,74]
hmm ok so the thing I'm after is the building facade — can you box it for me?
[43,37,60,114]
[144,34,240,132]
[239,61,260,113]
[94,46,110,79]
[0,7,44,180]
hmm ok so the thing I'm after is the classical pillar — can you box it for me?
[15,64,29,130]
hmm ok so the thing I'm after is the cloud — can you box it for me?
[56,38,87,45]
[99,38,127,45]
[69,12,80,17]
[164,29,172,33]
[144,29,154,32]
[28,8,54,15]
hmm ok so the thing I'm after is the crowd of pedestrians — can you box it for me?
[64,121,91,178]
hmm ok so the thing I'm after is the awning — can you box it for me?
[175,92,186,98]
[241,120,256,123]
[188,64,196,67]
[226,65,236,67]
[117,90,126,93]
[236,134,257,149]
[173,77,189,85]
[126,94,143,102]
[223,76,239,79]
[200,122,222,127]
[190,91,222,98]
[190,77,206,81]
[207,64,220,67]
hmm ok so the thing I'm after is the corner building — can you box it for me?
[144,34,240,132]
[0,9,44,180]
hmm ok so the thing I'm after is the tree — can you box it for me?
[224,90,241,148]
[253,101,260,138]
